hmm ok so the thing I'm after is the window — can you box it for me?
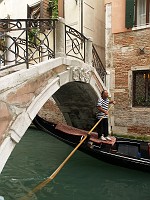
[136,0,146,25]
[27,2,41,19]
[135,0,150,26]
[125,0,150,28]
[133,70,150,107]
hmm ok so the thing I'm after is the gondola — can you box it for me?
[33,115,150,172]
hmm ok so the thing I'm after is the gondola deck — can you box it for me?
[55,122,116,145]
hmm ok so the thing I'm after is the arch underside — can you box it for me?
[53,81,98,130]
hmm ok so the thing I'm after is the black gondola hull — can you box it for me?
[33,115,150,172]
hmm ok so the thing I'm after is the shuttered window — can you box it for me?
[27,0,50,19]
[125,0,134,28]
[27,2,42,19]
[126,0,150,28]
[133,70,150,107]
[27,0,62,19]
[135,0,150,26]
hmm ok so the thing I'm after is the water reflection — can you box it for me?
[0,127,150,200]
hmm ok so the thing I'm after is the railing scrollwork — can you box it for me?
[65,25,87,62]
[92,45,106,83]
[0,18,106,84]
[0,19,56,70]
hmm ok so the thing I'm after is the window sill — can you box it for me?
[132,24,150,31]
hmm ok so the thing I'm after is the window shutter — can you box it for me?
[125,0,134,28]
[27,4,31,18]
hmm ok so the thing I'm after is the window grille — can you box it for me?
[133,70,150,107]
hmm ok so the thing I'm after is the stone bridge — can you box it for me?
[0,18,107,173]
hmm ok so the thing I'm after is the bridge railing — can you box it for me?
[0,18,106,83]
[0,18,56,71]
[92,45,106,83]
[64,25,106,83]
[65,25,87,62]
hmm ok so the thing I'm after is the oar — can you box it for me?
[20,105,114,200]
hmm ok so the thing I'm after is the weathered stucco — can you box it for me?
[0,102,12,144]
[105,0,130,33]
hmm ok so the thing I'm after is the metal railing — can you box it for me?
[92,45,106,83]
[0,19,56,70]
[65,25,106,83]
[0,18,106,84]
[65,25,87,62]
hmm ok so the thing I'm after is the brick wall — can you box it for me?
[112,28,150,136]
[38,98,67,124]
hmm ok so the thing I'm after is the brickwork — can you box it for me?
[113,28,150,135]
[128,126,150,135]
[38,98,67,124]
[42,0,50,18]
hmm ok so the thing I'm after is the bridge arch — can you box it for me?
[0,57,105,173]
[53,81,98,130]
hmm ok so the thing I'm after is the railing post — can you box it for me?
[25,20,29,69]
[55,17,66,58]
[85,37,93,64]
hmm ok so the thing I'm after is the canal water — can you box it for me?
[0,127,150,200]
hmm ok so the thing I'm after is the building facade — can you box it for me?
[64,0,105,65]
[105,0,150,136]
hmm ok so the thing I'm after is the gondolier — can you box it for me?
[96,90,115,141]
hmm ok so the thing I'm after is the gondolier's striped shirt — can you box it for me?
[96,97,109,119]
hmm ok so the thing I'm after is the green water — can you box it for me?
[0,127,150,200]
